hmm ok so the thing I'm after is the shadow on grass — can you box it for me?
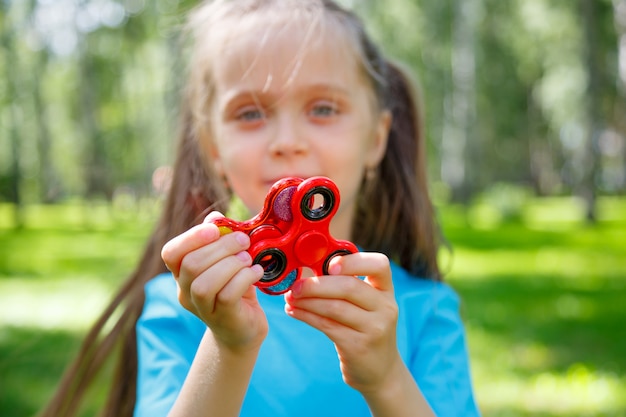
[443,221,626,254]
[440,208,626,415]
[453,273,626,377]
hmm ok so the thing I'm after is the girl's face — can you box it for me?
[206,19,390,240]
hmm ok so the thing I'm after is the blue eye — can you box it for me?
[237,108,264,121]
[310,103,338,117]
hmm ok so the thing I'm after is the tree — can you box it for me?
[441,0,480,202]
[580,0,603,221]
[1,1,25,227]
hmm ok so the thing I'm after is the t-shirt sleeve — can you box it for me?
[408,284,481,417]
[133,274,206,417]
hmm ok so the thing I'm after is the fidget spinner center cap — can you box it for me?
[294,231,328,265]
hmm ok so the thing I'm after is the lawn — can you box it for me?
[1,197,625,416]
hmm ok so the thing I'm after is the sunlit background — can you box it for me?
[1,0,625,416]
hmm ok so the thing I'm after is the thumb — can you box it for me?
[328,252,393,292]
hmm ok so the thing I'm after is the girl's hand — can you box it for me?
[161,211,267,353]
[283,252,402,395]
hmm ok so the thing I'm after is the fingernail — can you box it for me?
[284,303,295,316]
[328,259,341,275]
[236,251,251,263]
[235,232,249,246]
[251,264,264,278]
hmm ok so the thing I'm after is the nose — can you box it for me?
[268,113,307,157]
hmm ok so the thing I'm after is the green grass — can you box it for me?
[0,201,156,417]
[442,197,626,416]
[1,197,625,416]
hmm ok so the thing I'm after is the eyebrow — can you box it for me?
[220,83,353,108]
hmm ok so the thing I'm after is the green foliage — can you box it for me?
[2,0,624,207]
[2,198,626,416]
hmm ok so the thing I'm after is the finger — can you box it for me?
[178,231,251,280]
[214,264,264,308]
[186,251,257,313]
[285,282,399,351]
[285,293,369,331]
[178,231,251,294]
[284,300,361,338]
[203,210,225,224]
[161,223,221,276]
[327,252,394,292]
[286,274,378,312]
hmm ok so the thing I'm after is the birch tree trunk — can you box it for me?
[78,42,110,200]
[2,5,25,227]
[580,0,602,221]
[32,49,58,203]
[441,0,479,202]
[613,0,626,194]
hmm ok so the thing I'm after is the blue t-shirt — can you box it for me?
[134,262,481,416]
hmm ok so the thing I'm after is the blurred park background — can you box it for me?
[1,0,625,416]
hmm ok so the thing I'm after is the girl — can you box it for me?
[40,0,480,416]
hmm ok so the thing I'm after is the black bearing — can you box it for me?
[254,248,288,283]
[301,186,335,221]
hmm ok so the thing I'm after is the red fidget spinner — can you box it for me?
[211,176,358,295]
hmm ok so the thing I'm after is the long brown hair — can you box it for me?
[38,1,440,416]
[354,59,441,279]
